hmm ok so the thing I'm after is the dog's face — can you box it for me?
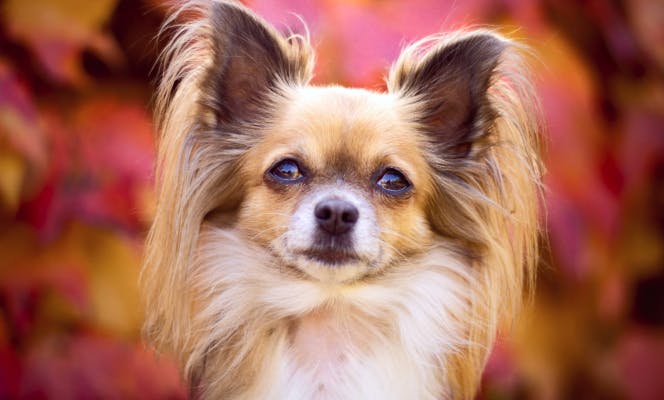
[236,87,433,282]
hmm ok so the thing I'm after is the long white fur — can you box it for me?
[192,227,474,399]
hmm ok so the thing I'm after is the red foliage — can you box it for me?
[1,0,663,398]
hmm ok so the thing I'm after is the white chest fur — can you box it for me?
[193,229,472,400]
[244,308,447,400]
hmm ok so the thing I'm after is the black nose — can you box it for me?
[314,199,359,235]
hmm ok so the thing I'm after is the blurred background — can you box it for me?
[1,0,663,398]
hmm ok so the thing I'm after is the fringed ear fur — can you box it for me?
[388,32,506,159]
[141,0,313,368]
[387,30,542,248]
[389,32,543,396]
[202,1,313,124]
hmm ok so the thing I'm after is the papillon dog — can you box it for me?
[141,1,544,398]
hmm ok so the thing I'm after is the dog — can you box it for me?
[141,1,544,398]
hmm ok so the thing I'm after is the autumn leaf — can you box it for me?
[0,61,48,214]
[1,0,122,86]
[17,95,155,240]
[20,334,185,399]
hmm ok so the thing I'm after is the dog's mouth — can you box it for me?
[283,244,383,283]
[301,247,360,265]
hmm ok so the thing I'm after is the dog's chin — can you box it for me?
[286,248,376,284]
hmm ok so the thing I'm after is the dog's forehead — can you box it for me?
[273,86,422,169]
[283,86,402,139]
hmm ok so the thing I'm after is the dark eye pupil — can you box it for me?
[277,162,298,177]
[378,169,410,193]
[270,160,302,181]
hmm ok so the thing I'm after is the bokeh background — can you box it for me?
[1,0,663,398]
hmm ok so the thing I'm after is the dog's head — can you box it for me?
[162,2,524,284]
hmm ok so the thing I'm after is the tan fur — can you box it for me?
[141,1,544,399]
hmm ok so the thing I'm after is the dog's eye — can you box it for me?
[268,159,304,182]
[376,168,411,194]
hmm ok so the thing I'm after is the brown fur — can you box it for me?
[141,1,544,399]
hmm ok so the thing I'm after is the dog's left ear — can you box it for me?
[388,32,506,158]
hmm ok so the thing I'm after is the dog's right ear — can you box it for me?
[202,1,313,124]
